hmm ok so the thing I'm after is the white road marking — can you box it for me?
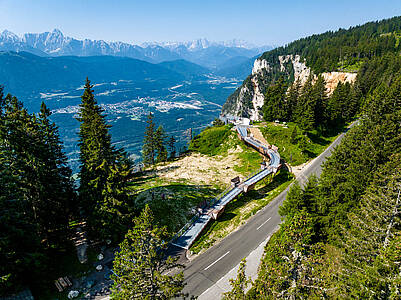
[204,251,230,271]
[256,217,271,230]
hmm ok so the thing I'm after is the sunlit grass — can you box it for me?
[259,122,338,166]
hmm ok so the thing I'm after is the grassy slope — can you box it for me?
[130,180,218,235]
[189,124,233,156]
[259,122,338,166]
[186,125,295,253]
[128,125,262,237]
[190,124,262,175]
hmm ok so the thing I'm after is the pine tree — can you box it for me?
[111,205,185,299]
[0,90,75,293]
[262,77,288,122]
[279,182,304,217]
[296,75,315,131]
[168,136,176,159]
[297,135,309,155]
[290,126,298,144]
[254,211,325,298]
[279,176,320,221]
[142,112,157,166]
[327,82,351,128]
[155,125,168,163]
[213,118,225,127]
[285,79,301,121]
[77,78,132,240]
[35,102,75,245]
[336,155,401,298]
[311,75,327,129]
[0,90,42,294]
[0,95,74,245]
[346,83,362,121]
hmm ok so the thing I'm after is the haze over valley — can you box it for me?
[0,30,268,170]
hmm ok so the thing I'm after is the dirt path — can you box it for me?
[71,222,88,263]
[155,148,244,188]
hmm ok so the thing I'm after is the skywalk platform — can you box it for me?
[171,125,281,250]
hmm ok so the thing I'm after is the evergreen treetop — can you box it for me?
[77,78,133,241]
[111,205,185,299]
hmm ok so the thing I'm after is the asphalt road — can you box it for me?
[182,125,353,297]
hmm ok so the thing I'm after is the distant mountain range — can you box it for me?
[0,51,190,101]
[0,29,273,69]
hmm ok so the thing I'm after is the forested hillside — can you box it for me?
[247,56,401,299]
[224,21,401,299]
[258,16,401,73]
[222,16,401,120]
[0,80,141,297]
[0,92,76,294]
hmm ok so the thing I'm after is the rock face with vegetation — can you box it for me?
[222,54,356,121]
[222,16,401,120]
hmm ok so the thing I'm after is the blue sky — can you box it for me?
[0,0,400,46]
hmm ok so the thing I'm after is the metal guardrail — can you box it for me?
[208,185,233,207]
[209,164,267,208]
[170,168,262,244]
[244,168,265,182]
[169,213,201,244]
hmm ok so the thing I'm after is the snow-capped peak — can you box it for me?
[142,38,260,51]
[187,38,210,50]
[51,28,63,36]
[0,29,273,69]
[0,30,20,42]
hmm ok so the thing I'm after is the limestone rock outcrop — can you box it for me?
[222,54,357,121]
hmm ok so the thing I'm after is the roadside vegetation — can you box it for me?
[258,123,338,166]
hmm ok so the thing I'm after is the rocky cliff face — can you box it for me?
[222,54,357,121]
[321,72,357,95]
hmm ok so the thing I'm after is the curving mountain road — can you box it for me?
[182,123,356,297]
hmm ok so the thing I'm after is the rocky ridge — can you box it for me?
[0,29,271,69]
[222,54,357,121]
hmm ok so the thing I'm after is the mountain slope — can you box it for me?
[215,55,258,79]
[0,30,48,56]
[158,59,211,79]
[0,51,184,97]
[177,45,264,69]
[222,16,401,120]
